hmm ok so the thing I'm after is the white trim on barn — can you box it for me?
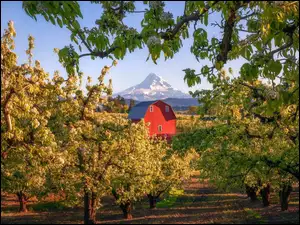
[150,105,154,112]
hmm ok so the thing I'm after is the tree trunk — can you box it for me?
[16,191,28,212]
[279,184,292,211]
[120,201,133,219]
[260,184,271,207]
[147,194,157,209]
[84,191,97,224]
[245,185,258,201]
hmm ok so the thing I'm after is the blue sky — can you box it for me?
[1,1,246,94]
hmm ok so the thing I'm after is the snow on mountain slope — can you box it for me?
[115,73,191,101]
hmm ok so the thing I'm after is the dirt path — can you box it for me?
[1,175,299,224]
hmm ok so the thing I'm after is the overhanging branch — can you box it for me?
[261,156,299,180]
[76,1,219,60]
[216,2,243,64]
[161,1,219,40]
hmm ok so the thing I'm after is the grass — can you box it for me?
[156,189,184,208]
[244,207,267,224]
[29,201,67,212]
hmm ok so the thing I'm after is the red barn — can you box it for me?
[128,100,176,141]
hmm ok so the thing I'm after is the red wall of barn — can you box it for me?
[143,101,176,137]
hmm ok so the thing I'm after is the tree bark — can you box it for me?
[245,184,258,201]
[84,191,97,224]
[147,194,157,209]
[16,191,28,212]
[216,3,242,64]
[260,184,271,207]
[120,201,133,219]
[279,184,292,211]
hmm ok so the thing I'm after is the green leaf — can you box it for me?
[183,69,200,87]
[211,38,219,46]
[204,13,208,26]
[240,47,251,60]
[194,28,207,40]
[57,17,63,28]
[268,60,282,76]
[248,45,253,54]
[240,63,258,81]
[42,13,49,22]
[201,66,210,75]
[49,16,56,25]
[274,32,283,47]
[72,20,80,31]
[146,54,150,62]
[200,52,208,59]
[215,61,222,70]
[254,41,262,51]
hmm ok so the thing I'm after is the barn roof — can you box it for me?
[128,100,157,120]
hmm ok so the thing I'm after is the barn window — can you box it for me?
[150,105,153,112]
[165,105,169,112]
[158,125,162,132]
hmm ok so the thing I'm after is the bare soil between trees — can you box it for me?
[1,175,299,224]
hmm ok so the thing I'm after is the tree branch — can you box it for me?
[245,125,263,139]
[2,89,15,132]
[78,46,119,59]
[119,1,124,16]
[183,1,187,17]
[238,11,258,20]
[211,21,224,28]
[216,2,243,64]
[81,86,98,120]
[292,104,299,122]
[261,156,299,180]
[97,157,113,181]
[81,134,98,142]
[156,183,174,199]
[131,10,146,13]
[268,36,294,58]
[239,81,266,101]
[77,31,93,53]
[161,1,219,40]
[237,33,260,47]
[228,160,258,183]
[78,53,93,58]
[262,21,297,59]
[235,28,258,33]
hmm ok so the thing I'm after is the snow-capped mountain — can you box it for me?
[115,73,191,101]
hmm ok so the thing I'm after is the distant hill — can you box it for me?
[124,97,200,111]
[162,98,199,107]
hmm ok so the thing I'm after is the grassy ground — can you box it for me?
[1,173,299,224]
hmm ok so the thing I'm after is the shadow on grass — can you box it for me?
[1,201,79,214]
[97,209,251,224]
[1,183,299,224]
[1,211,83,224]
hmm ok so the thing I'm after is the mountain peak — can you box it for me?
[143,73,164,82]
[147,73,159,78]
[115,73,191,101]
[140,73,168,88]
[147,73,163,79]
